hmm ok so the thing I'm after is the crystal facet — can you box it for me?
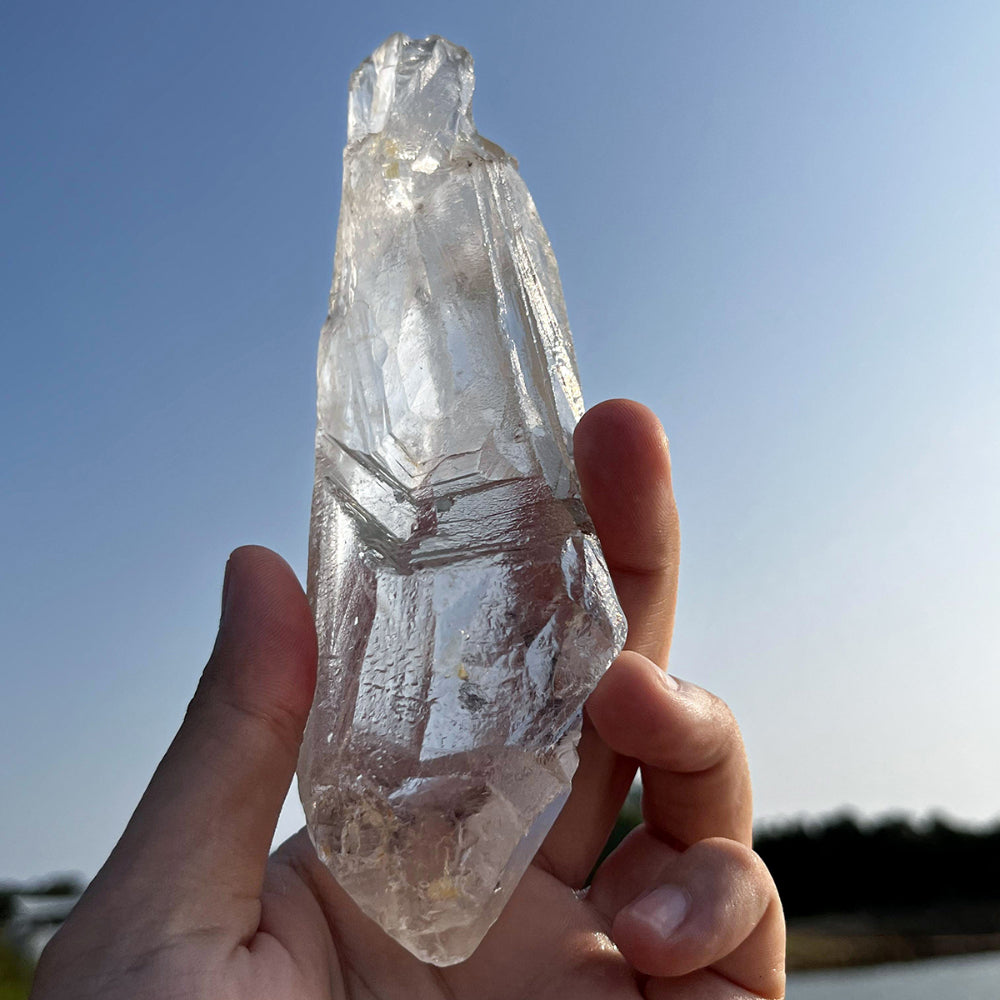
[297,33,627,966]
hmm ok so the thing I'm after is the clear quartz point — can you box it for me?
[297,32,627,966]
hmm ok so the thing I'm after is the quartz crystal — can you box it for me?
[297,32,627,966]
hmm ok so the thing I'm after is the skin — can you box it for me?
[31,399,785,1000]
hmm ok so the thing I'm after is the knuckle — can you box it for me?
[673,684,744,773]
[688,837,770,889]
[192,656,306,762]
[218,694,304,760]
[704,689,741,747]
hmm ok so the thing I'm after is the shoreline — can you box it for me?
[787,929,1000,972]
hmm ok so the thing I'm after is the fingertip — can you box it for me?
[212,545,317,729]
[609,839,781,983]
[574,399,671,490]
[586,650,674,753]
[224,545,304,610]
[572,399,678,590]
[575,397,670,455]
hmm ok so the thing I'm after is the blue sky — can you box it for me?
[2,0,999,880]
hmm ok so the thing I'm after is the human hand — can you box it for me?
[32,399,784,1000]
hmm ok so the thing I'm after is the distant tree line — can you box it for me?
[0,875,84,925]
[7,814,1000,931]
[601,801,1000,925]
[755,811,1000,922]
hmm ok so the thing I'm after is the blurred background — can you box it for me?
[2,1,999,995]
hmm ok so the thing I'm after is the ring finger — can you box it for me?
[589,827,785,997]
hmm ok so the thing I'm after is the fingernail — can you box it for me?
[220,555,234,627]
[627,885,690,939]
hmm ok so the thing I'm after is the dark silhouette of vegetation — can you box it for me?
[755,810,1000,927]
[0,875,84,1000]
[0,939,33,1000]
[6,814,1000,986]
[601,800,1000,932]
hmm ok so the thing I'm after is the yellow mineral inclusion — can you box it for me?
[383,138,401,179]
[457,663,469,680]
[426,876,461,901]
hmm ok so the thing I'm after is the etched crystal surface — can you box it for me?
[297,33,626,966]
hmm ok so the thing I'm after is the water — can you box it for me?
[788,951,1000,998]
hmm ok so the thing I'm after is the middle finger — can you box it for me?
[586,651,753,848]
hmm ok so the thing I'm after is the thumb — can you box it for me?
[85,546,317,934]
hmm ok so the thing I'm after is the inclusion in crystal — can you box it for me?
[297,32,626,966]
